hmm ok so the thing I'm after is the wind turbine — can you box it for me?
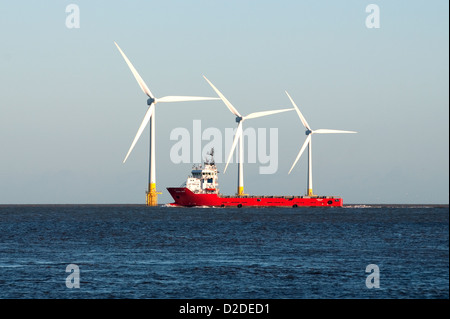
[114,42,219,206]
[203,75,293,196]
[285,91,356,196]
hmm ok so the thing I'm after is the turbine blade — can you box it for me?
[224,122,243,173]
[123,103,155,163]
[244,108,293,120]
[156,96,220,103]
[203,75,242,117]
[114,42,154,99]
[285,91,311,130]
[313,129,357,134]
[288,135,312,174]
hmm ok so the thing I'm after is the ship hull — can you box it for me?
[167,187,343,207]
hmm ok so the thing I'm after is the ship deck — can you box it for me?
[217,194,340,199]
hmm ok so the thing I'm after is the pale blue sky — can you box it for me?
[0,1,448,204]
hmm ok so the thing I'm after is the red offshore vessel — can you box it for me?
[167,151,343,208]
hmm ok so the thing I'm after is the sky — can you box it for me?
[0,0,448,205]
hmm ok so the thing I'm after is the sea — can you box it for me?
[0,204,448,302]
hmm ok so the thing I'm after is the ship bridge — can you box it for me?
[185,149,219,194]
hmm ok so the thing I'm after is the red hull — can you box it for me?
[167,187,343,207]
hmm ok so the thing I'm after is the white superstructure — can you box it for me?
[184,149,219,194]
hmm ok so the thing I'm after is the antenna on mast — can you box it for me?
[206,147,215,165]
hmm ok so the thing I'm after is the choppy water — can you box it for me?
[0,204,448,299]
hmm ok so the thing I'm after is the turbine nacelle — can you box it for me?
[147,97,155,105]
[305,129,312,136]
[235,116,243,123]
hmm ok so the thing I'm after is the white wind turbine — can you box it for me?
[114,42,219,206]
[203,76,293,196]
[285,91,357,196]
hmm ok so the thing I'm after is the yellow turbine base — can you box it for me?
[307,189,315,197]
[238,186,245,196]
[146,183,159,206]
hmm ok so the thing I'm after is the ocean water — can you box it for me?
[0,204,448,299]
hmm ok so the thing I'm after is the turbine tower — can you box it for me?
[203,76,293,196]
[285,91,356,196]
[114,42,219,206]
